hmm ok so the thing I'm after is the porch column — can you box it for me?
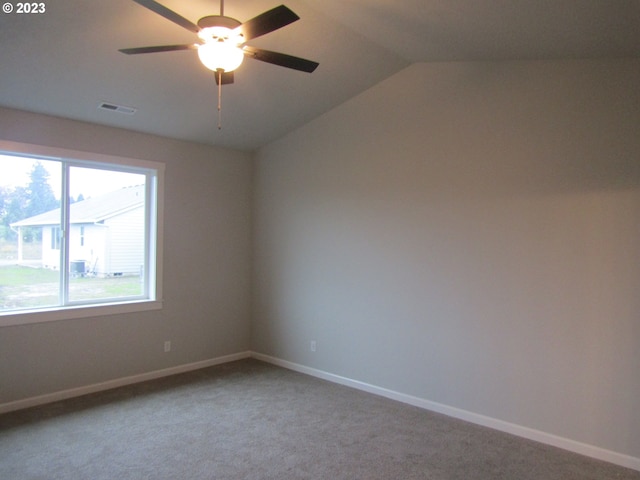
[17,226,23,262]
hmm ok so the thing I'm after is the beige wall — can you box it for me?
[0,107,253,402]
[252,59,640,458]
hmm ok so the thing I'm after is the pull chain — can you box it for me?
[217,70,222,130]
[216,0,225,130]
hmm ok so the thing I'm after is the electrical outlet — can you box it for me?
[310,340,317,352]
[164,341,171,353]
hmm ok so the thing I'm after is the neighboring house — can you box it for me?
[11,185,145,277]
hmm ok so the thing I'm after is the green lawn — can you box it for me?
[0,264,59,286]
[0,265,143,310]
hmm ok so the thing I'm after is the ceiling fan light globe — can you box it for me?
[198,41,244,72]
[198,26,243,44]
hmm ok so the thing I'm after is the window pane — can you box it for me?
[68,166,147,303]
[0,145,160,320]
[0,155,61,310]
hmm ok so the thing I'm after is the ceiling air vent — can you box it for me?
[98,102,137,115]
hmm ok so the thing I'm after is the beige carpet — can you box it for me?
[1,359,639,479]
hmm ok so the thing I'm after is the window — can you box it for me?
[0,141,163,326]
[51,227,61,250]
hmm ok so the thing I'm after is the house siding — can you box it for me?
[103,206,145,276]
[69,223,107,275]
[42,227,59,270]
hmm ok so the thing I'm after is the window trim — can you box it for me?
[0,140,164,327]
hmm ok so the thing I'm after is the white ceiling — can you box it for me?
[1,0,638,151]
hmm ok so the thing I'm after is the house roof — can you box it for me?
[11,185,145,228]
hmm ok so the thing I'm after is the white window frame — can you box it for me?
[0,140,164,327]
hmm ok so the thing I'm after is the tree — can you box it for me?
[0,162,60,243]
[0,185,28,242]
[25,162,58,218]
[0,185,8,221]
[0,185,10,241]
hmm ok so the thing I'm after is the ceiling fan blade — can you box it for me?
[215,71,235,85]
[119,44,197,55]
[243,46,319,73]
[132,0,199,33]
[235,5,299,41]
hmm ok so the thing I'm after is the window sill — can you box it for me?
[0,300,163,327]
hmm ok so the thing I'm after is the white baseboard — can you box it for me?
[251,352,640,473]
[3,350,638,472]
[0,351,251,415]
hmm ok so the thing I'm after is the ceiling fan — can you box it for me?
[119,0,319,129]
[119,0,319,85]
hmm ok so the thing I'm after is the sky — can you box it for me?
[0,154,143,200]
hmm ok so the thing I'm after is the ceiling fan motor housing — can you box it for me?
[198,15,242,31]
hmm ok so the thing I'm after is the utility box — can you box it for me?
[70,260,86,276]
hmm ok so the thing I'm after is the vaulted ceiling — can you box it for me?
[1,0,638,151]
